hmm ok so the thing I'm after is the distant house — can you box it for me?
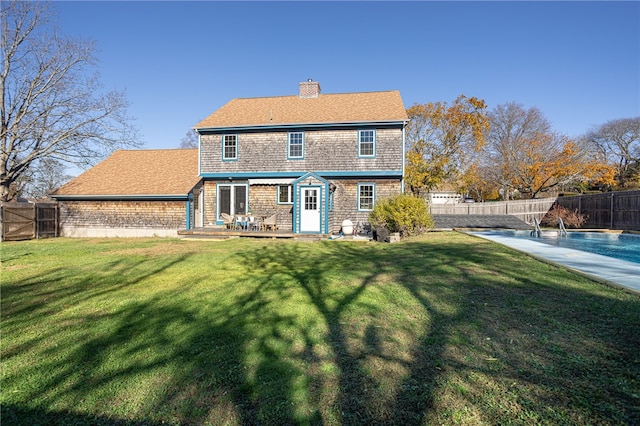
[51,149,201,237]
[427,184,463,204]
[194,80,408,234]
[427,191,463,204]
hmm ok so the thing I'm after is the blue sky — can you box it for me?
[54,1,639,154]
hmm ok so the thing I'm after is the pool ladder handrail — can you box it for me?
[531,217,542,237]
[558,217,568,237]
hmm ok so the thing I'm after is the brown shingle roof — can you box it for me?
[195,90,408,129]
[51,149,200,198]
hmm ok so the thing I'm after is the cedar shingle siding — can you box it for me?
[200,127,404,174]
[196,84,408,234]
[50,83,407,236]
[59,200,187,236]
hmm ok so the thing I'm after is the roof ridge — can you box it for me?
[195,90,408,129]
[115,148,198,152]
[231,90,400,101]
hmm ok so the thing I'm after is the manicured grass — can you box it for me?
[1,233,639,425]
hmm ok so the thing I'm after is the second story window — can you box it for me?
[223,134,237,160]
[358,130,376,157]
[288,132,304,159]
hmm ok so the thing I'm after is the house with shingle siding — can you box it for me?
[49,81,407,237]
[195,80,408,234]
[51,149,202,237]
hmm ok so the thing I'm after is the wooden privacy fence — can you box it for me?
[1,202,59,241]
[555,190,640,230]
[429,198,557,225]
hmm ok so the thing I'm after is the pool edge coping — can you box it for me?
[463,229,640,296]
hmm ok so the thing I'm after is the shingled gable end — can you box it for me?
[194,80,408,235]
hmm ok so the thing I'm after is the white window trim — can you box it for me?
[277,184,294,204]
[358,129,376,158]
[222,134,238,161]
[357,182,376,211]
[287,132,304,159]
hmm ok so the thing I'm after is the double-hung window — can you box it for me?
[358,183,375,211]
[358,130,376,157]
[222,134,238,160]
[277,185,293,204]
[288,132,304,159]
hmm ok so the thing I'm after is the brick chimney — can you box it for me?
[299,79,321,98]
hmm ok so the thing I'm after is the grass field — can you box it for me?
[1,233,639,425]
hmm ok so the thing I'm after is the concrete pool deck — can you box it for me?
[468,231,640,295]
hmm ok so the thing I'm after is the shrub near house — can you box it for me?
[369,194,434,237]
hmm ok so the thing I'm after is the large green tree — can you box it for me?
[1,1,139,201]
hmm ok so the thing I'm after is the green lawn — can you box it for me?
[1,233,639,425]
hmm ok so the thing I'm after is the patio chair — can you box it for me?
[220,213,235,229]
[248,215,262,231]
[263,214,278,231]
[235,215,248,230]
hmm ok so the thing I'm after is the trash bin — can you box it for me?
[341,219,353,235]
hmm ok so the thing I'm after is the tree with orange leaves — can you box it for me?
[482,103,615,199]
[405,95,489,196]
[583,117,640,189]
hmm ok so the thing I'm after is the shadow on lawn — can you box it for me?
[3,237,639,425]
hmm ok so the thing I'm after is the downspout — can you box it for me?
[401,120,408,193]
[186,194,193,230]
[324,181,330,235]
[197,130,202,177]
[292,182,298,234]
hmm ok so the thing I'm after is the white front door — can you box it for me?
[300,187,321,233]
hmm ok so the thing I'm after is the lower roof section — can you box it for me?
[52,194,191,201]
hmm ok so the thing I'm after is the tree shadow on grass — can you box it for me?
[232,238,640,424]
[231,241,450,424]
[390,238,640,424]
[2,236,639,425]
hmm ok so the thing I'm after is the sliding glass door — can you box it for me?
[217,184,247,221]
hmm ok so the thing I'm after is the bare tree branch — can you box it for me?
[584,117,640,189]
[1,0,141,201]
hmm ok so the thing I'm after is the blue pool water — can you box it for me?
[498,230,640,265]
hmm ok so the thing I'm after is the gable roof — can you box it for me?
[195,90,408,130]
[51,149,200,199]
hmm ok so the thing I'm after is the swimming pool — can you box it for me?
[489,230,640,265]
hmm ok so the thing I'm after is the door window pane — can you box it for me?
[305,189,317,210]
[219,186,231,218]
[234,185,246,214]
